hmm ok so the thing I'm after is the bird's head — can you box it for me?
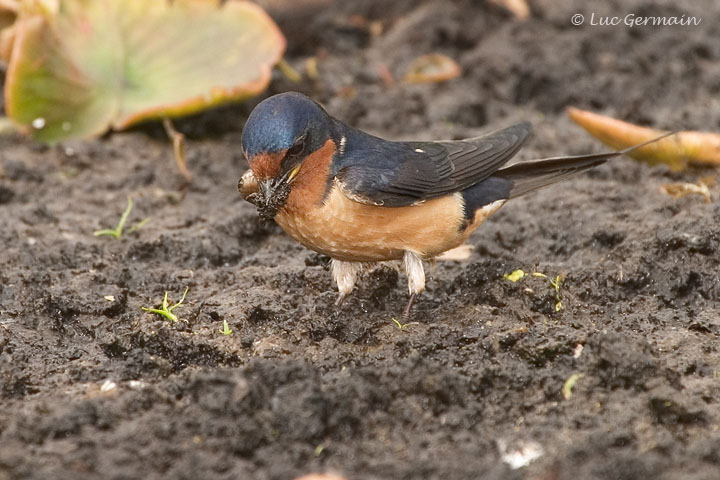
[239,92,338,221]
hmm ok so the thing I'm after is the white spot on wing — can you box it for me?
[414,148,424,153]
[339,135,347,156]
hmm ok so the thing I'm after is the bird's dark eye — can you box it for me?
[287,135,306,157]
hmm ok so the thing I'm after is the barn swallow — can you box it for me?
[238,92,672,317]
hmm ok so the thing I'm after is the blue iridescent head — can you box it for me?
[240,92,339,220]
[241,92,336,172]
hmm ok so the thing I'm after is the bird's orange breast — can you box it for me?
[275,184,503,262]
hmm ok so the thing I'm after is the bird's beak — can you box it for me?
[245,167,297,221]
[237,170,258,200]
[286,163,302,183]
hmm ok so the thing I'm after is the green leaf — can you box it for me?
[6,0,285,143]
[503,269,526,282]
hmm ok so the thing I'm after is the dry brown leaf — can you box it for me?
[568,107,720,171]
[487,0,530,20]
[660,181,712,203]
[294,474,348,480]
[404,53,461,84]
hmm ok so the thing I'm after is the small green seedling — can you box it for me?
[94,196,149,239]
[392,317,408,329]
[220,319,232,336]
[504,269,565,312]
[532,272,564,311]
[532,272,563,292]
[392,317,418,330]
[562,373,584,400]
[142,287,189,322]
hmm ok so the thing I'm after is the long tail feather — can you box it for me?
[497,131,677,198]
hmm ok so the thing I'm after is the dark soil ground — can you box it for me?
[1,0,720,479]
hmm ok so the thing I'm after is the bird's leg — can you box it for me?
[403,293,417,318]
[334,292,347,307]
[331,259,365,308]
[402,251,425,319]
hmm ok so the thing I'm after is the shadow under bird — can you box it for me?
[238,92,671,317]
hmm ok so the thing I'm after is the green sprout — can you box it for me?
[562,373,585,400]
[392,317,408,329]
[220,319,233,336]
[504,269,565,312]
[141,287,189,322]
[94,196,150,238]
[392,317,418,330]
[532,272,564,311]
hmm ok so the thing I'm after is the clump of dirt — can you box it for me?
[1,0,719,479]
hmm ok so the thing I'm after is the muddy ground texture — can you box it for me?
[2,0,720,479]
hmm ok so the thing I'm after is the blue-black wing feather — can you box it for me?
[334,122,532,206]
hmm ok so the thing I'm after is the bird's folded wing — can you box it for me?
[335,122,532,207]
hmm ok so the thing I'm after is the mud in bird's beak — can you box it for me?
[238,167,297,222]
